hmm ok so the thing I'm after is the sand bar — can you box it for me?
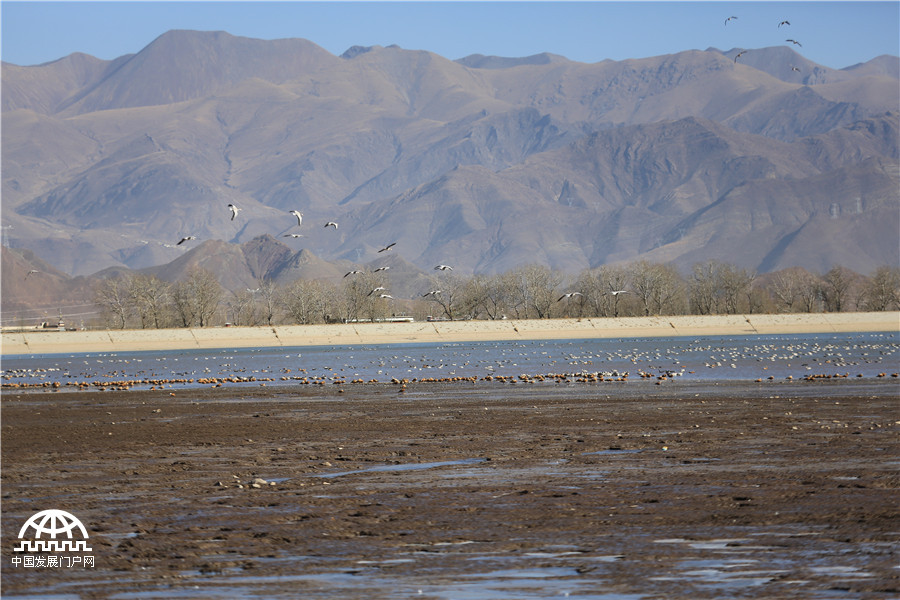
[2,312,897,356]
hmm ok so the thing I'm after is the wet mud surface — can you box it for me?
[2,380,898,599]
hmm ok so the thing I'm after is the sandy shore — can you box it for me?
[2,312,897,355]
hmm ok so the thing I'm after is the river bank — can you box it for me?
[2,312,897,356]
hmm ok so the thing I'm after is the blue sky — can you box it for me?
[2,1,898,70]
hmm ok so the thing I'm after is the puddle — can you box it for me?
[315,457,486,478]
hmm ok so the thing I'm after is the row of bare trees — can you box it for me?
[93,262,900,329]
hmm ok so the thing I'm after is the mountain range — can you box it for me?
[2,30,898,318]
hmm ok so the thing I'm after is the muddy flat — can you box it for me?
[2,380,898,599]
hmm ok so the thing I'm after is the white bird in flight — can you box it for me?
[378,294,394,300]
[608,290,631,296]
[324,221,338,229]
[283,233,304,238]
[228,204,241,221]
[557,292,583,302]
[373,266,390,272]
[377,242,396,253]
[368,286,387,296]
[289,211,303,226]
[177,236,196,246]
[434,264,453,271]
[422,290,441,297]
[25,269,39,278]
[344,270,363,278]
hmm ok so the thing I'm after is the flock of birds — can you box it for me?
[728,15,803,68]
[4,335,896,391]
[174,203,460,302]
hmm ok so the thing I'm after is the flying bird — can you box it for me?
[289,210,303,226]
[422,290,441,297]
[176,236,196,246]
[378,294,394,300]
[734,50,747,63]
[434,264,453,271]
[324,221,338,229]
[368,286,387,296]
[228,204,241,221]
[373,266,390,272]
[778,20,791,27]
[344,270,363,278]
[725,16,738,25]
[791,66,801,72]
[377,242,396,253]
[25,269,39,278]
[283,233,305,238]
[786,39,802,46]
[557,292,583,302]
[608,290,632,296]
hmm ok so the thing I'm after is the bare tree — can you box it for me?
[94,275,134,329]
[282,278,329,324]
[509,264,562,319]
[422,273,470,320]
[172,268,222,327]
[719,264,755,314]
[863,265,900,311]
[769,269,802,312]
[821,266,852,312]
[796,270,823,313]
[464,273,511,320]
[632,261,684,316]
[256,279,281,325]
[341,271,389,322]
[128,274,171,328]
[689,261,720,315]
[225,289,259,326]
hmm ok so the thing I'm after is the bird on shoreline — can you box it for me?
[289,211,303,226]
[228,204,241,221]
[378,242,396,253]
[177,236,196,246]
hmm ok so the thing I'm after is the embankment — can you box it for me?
[2,312,897,356]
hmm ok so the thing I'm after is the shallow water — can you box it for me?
[3,332,897,391]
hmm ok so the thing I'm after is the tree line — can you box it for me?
[92,261,900,329]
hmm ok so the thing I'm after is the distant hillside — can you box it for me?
[2,30,898,319]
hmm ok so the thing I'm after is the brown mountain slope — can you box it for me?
[1,30,897,287]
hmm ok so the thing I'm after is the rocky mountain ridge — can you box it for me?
[1,30,897,318]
